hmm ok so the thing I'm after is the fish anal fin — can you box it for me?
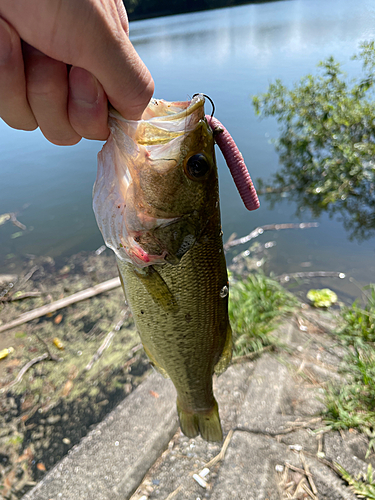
[214,323,232,375]
[177,399,223,442]
[143,344,169,378]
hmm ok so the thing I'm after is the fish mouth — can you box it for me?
[110,93,205,123]
[108,94,206,147]
[93,94,208,268]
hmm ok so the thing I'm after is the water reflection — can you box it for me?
[254,43,375,243]
[261,184,375,243]
[1,0,375,290]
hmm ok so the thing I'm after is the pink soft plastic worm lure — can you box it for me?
[205,115,260,211]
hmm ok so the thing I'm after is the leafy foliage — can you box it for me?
[253,41,375,241]
[228,273,298,356]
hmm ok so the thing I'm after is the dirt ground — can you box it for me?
[0,250,151,499]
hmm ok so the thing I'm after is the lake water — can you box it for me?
[1,0,375,302]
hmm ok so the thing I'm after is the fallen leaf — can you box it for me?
[54,314,63,325]
[7,358,21,368]
[4,470,15,494]
[62,379,73,396]
[17,447,34,463]
[68,365,79,380]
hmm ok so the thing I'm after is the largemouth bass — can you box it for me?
[93,94,259,442]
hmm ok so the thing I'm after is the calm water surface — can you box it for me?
[1,0,375,301]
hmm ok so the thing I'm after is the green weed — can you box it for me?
[335,462,375,499]
[322,284,375,446]
[228,273,298,356]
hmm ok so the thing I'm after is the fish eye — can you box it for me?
[185,154,210,180]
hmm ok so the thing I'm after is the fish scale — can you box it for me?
[117,212,231,442]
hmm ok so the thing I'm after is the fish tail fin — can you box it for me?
[197,400,223,442]
[177,399,223,442]
[177,400,199,439]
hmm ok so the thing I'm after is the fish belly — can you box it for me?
[117,229,231,441]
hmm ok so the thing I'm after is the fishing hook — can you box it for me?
[192,93,215,118]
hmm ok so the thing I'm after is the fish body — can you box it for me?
[93,95,258,441]
[117,217,231,441]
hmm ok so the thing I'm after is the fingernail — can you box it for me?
[0,18,13,64]
[69,67,100,106]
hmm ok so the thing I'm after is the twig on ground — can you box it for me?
[285,417,323,429]
[164,485,182,500]
[204,429,233,468]
[0,266,39,301]
[18,266,39,286]
[234,417,322,437]
[165,485,182,500]
[300,452,318,497]
[0,292,42,302]
[35,333,61,362]
[231,345,274,364]
[302,482,319,500]
[85,309,129,371]
[224,223,319,250]
[284,462,313,477]
[1,353,49,391]
[234,425,296,436]
[0,277,121,333]
[274,271,345,283]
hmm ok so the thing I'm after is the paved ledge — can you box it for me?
[22,313,371,500]
[22,372,178,500]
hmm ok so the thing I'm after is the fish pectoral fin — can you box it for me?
[177,399,223,442]
[133,265,179,312]
[214,323,233,375]
[143,344,169,378]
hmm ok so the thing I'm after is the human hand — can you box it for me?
[0,0,154,145]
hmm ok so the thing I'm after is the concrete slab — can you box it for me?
[21,311,374,500]
[210,432,300,500]
[22,372,178,500]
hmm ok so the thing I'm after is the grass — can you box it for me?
[335,463,375,500]
[228,272,299,357]
[322,284,375,455]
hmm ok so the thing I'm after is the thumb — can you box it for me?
[84,35,154,120]
[0,0,154,121]
[74,2,154,120]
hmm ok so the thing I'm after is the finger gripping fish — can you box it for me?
[93,94,259,442]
